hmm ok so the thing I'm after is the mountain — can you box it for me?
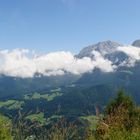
[0,74,79,99]
[77,40,121,58]
[1,40,123,99]
[77,40,129,66]
[132,39,140,47]
[75,40,140,104]
[1,40,140,117]
[0,40,139,97]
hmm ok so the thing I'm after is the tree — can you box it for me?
[105,89,134,115]
[95,90,140,140]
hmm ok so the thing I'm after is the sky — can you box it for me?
[0,0,140,53]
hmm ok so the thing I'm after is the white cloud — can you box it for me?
[0,49,115,78]
[117,46,140,66]
[0,49,36,78]
[91,50,116,72]
[2,45,140,78]
[117,46,140,60]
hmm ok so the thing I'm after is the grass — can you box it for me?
[0,114,11,123]
[8,101,24,109]
[0,100,16,107]
[0,100,24,109]
[0,114,12,140]
[26,114,62,126]
[50,88,61,92]
[80,115,101,130]
[25,92,63,101]
[26,113,46,125]
[46,115,62,125]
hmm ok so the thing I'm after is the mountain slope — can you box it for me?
[1,40,140,118]
[1,40,140,105]
[132,39,140,47]
[77,40,121,58]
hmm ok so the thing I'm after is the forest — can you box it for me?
[0,90,140,140]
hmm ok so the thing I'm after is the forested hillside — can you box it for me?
[1,90,140,140]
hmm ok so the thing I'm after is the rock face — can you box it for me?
[77,40,122,58]
[77,40,128,66]
[132,39,140,47]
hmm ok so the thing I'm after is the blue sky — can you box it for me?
[0,0,140,53]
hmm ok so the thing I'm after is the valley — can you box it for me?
[1,40,140,139]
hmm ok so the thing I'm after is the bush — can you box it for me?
[95,90,140,140]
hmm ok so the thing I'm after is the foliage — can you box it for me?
[80,115,100,131]
[95,90,140,140]
[39,118,78,140]
[26,113,46,125]
[12,116,79,140]
[105,89,134,115]
[0,114,12,140]
[1,90,140,140]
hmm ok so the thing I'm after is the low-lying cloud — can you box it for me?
[0,49,115,78]
[117,45,140,66]
[0,45,140,78]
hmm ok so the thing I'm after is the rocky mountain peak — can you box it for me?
[77,40,122,58]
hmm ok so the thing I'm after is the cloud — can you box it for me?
[0,49,115,78]
[1,45,140,78]
[91,50,116,72]
[117,46,140,66]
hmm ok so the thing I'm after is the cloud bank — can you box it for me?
[117,45,140,66]
[0,45,140,78]
[0,49,115,78]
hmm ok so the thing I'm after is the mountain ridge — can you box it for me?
[0,39,140,102]
[77,40,122,58]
